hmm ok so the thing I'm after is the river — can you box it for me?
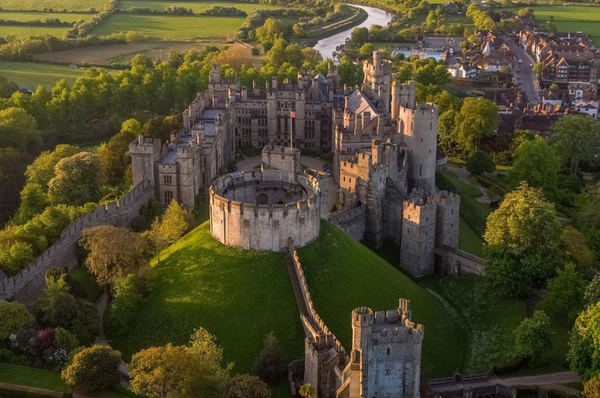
[312,4,394,60]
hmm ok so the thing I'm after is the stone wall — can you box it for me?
[210,170,322,252]
[0,180,155,302]
[330,203,366,241]
[435,246,486,276]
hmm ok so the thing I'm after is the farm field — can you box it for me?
[108,222,305,373]
[0,61,86,88]
[507,4,600,43]
[92,14,246,39]
[298,221,469,377]
[0,11,93,22]
[0,25,69,39]
[35,41,262,66]
[119,0,285,13]
[0,0,106,11]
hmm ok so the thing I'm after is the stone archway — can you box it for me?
[256,193,268,205]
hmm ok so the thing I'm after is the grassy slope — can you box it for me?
[0,61,86,87]
[297,221,468,377]
[428,275,523,373]
[92,14,246,39]
[459,216,485,257]
[119,0,284,13]
[109,222,305,373]
[0,363,68,392]
[0,0,105,11]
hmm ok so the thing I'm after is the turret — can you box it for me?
[129,135,161,186]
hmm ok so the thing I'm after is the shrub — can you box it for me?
[252,333,286,386]
[61,345,121,392]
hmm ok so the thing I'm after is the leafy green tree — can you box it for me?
[299,383,316,398]
[576,182,600,230]
[53,327,80,353]
[62,345,121,392]
[108,274,143,335]
[359,43,375,59]
[338,56,364,87]
[568,301,600,380]
[24,144,80,188]
[0,300,33,339]
[80,225,150,286]
[157,200,190,244]
[515,310,553,362]
[222,374,271,398]
[454,97,498,153]
[437,110,460,156]
[130,327,231,398]
[466,150,495,175]
[252,333,286,386]
[509,136,561,193]
[16,183,49,223]
[586,275,600,307]
[0,148,31,224]
[0,241,34,275]
[484,183,564,297]
[97,128,137,184]
[0,75,18,98]
[542,263,586,322]
[48,152,102,206]
[551,115,600,174]
[563,226,597,273]
[0,107,42,154]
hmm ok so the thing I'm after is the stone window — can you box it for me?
[387,347,390,355]
[163,175,172,185]
[164,190,173,205]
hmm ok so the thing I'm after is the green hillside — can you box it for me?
[297,221,468,377]
[108,222,305,373]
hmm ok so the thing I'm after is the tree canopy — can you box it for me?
[48,152,102,206]
[509,136,561,194]
[551,115,600,174]
[0,300,33,340]
[61,345,121,392]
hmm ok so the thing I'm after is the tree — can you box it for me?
[130,328,231,398]
[484,183,564,297]
[0,241,34,276]
[542,263,586,322]
[0,300,33,340]
[62,345,121,392]
[0,75,18,98]
[509,136,561,193]
[584,375,600,398]
[359,43,375,59]
[437,109,460,156]
[221,374,271,398]
[563,226,596,273]
[466,151,495,175]
[80,225,150,286]
[54,327,80,353]
[97,128,137,184]
[252,333,286,386]
[586,274,600,307]
[299,383,316,398]
[551,115,600,174]
[24,144,80,188]
[108,274,143,334]
[157,200,190,244]
[48,152,102,206]
[454,97,498,153]
[338,56,363,88]
[0,107,42,155]
[0,148,31,224]
[568,301,600,380]
[515,310,553,362]
[576,181,600,230]
[16,183,49,223]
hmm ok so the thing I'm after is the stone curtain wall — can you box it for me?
[329,202,366,241]
[0,180,155,301]
[434,246,486,276]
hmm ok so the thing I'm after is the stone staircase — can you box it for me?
[285,250,311,321]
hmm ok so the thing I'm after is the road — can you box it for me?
[503,36,540,104]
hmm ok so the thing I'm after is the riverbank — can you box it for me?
[297,6,369,48]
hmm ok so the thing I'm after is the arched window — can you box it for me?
[164,190,173,205]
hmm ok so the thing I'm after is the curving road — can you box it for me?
[504,37,540,104]
[312,4,394,59]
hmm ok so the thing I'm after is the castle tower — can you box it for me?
[400,192,437,277]
[176,143,196,209]
[363,51,392,111]
[391,80,416,119]
[399,103,438,196]
[347,300,423,398]
[433,191,460,250]
[129,135,161,187]
[295,90,306,144]
[209,63,221,84]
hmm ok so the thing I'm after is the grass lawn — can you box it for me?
[92,14,246,39]
[427,275,524,373]
[0,61,85,88]
[0,25,70,39]
[0,0,105,11]
[108,222,305,375]
[297,221,468,377]
[119,0,285,13]
[506,4,600,43]
[0,363,68,392]
[0,11,93,22]
[459,216,485,257]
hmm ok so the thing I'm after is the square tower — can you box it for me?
[400,192,437,277]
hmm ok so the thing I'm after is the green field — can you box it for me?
[109,222,305,374]
[0,25,70,39]
[92,14,246,39]
[0,61,86,88]
[298,221,469,377]
[119,0,284,13]
[507,4,600,43]
[0,0,106,11]
[459,216,485,257]
[0,363,68,392]
[0,11,92,22]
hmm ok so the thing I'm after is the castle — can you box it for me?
[130,50,460,277]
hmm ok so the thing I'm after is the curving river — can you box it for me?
[313,4,394,60]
